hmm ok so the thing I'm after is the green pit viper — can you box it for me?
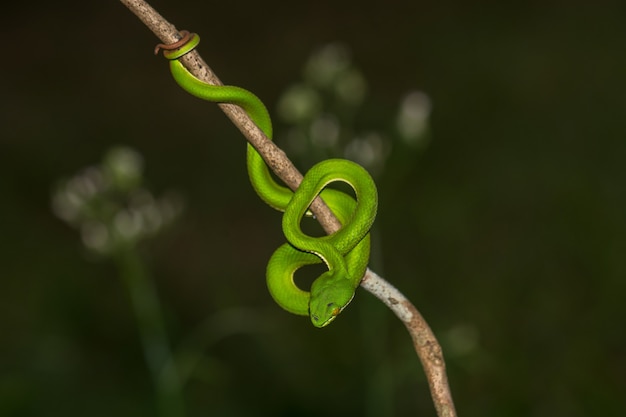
[157,32,378,327]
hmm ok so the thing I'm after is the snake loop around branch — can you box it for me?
[158,32,378,327]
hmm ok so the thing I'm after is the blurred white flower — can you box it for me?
[276,43,432,176]
[52,146,184,255]
[335,68,367,106]
[276,84,322,124]
[103,146,144,191]
[304,43,352,89]
[81,221,110,253]
[397,90,432,147]
[310,114,340,148]
[344,132,388,172]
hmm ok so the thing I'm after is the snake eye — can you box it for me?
[326,302,335,308]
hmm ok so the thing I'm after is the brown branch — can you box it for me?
[360,270,457,417]
[119,1,457,416]
[119,0,341,233]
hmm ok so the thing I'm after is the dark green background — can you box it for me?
[2,1,625,416]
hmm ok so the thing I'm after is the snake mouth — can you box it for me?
[310,312,333,327]
[310,304,344,328]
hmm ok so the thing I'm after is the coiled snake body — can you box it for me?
[159,33,377,327]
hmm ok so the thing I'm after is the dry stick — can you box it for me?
[119,1,457,416]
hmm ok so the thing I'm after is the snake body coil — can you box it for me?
[160,33,378,327]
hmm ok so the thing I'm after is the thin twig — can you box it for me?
[360,270,457,417]
[119,1,457,415]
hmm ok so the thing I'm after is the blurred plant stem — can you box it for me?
[114,246,185,417]
[52,145,187,414]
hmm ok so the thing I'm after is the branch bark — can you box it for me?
[119,1,457,416]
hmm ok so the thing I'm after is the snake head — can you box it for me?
[309,271,356,328]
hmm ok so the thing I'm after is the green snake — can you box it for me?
[157,32,377,327]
